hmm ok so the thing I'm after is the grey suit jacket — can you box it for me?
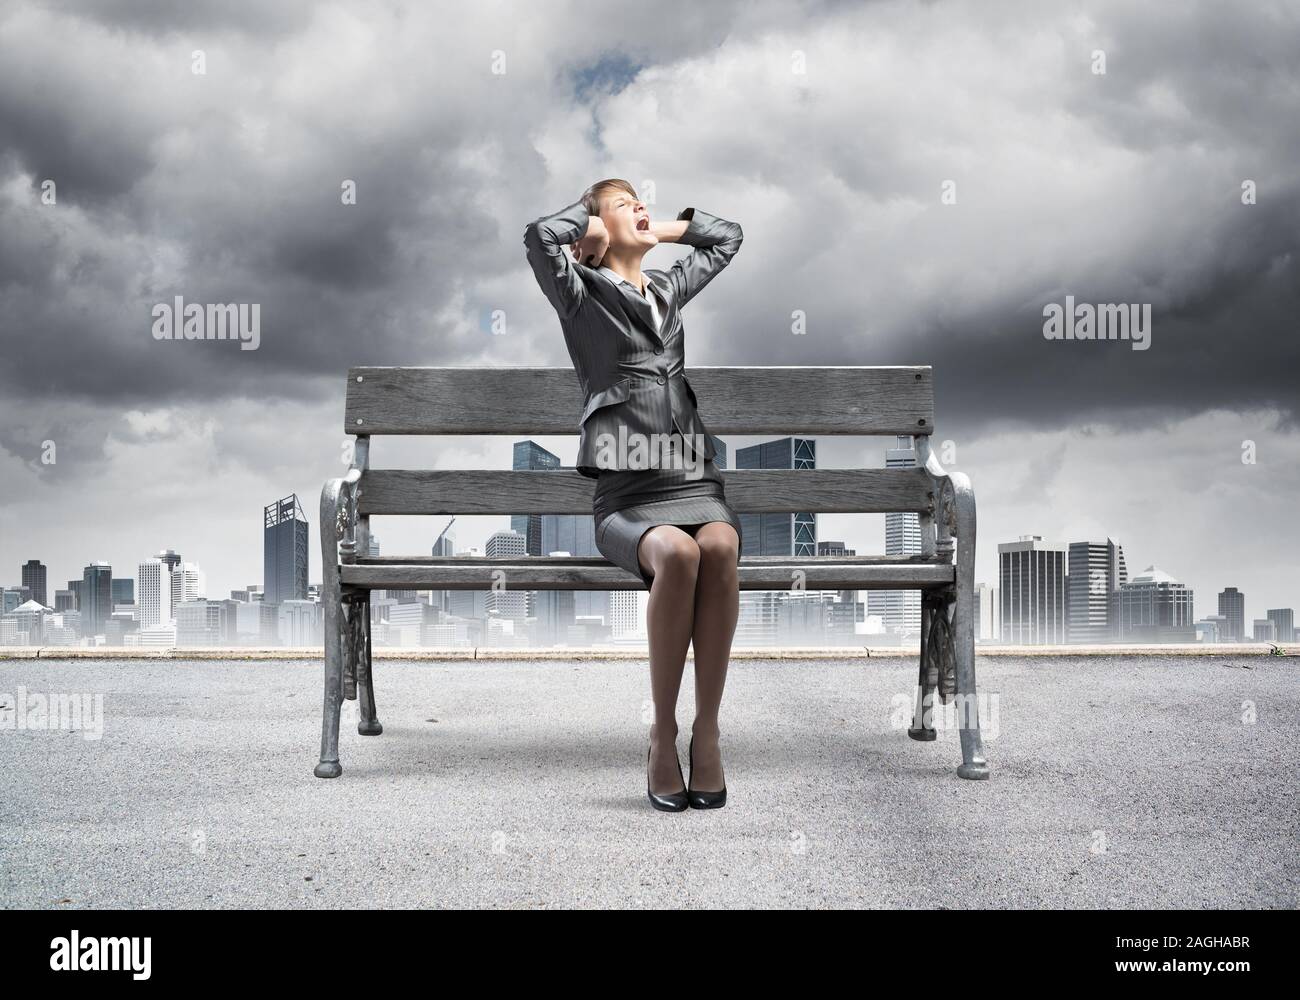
[523,200,743,479]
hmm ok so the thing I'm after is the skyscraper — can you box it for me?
[1217,587,1245,642]
[81,561,114,638]
[868,437,922,635]
[138,557,172,629]
[1067,539,1127,643]
[21,560,47,608]
[999,536,1067,644]
[170,562,205,607]
[1266,609,1294,643]
[1115,566,1195,642]
[736,437,816,558]
[512,441,562,556]
[111,578,135,606]
[264,495,309,605]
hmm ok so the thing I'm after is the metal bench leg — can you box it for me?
[948,473,989,780]
[315,478,349,778]
[908,598,937,741]
[354,594,382,735]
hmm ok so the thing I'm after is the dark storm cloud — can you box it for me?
[0,0,1296,433]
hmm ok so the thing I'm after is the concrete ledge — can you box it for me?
[0,643,1291,661]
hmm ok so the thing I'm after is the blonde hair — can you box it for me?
[580,178,638,218]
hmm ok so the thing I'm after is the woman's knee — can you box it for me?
[643,528,701,578]
[695,524,739,564]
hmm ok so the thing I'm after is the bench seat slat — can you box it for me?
[355,468,936,515]
[340,560,954,591]
[345,366,933,436]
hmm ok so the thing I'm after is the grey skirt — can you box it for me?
[593,463,743,589]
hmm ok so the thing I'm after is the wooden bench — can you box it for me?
[316,365,989,780]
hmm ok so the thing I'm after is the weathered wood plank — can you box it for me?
[340,561,955,591]
[354,467,936,515]
[344,366,934,436]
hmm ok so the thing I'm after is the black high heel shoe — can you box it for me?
[687,735,727,809]
[647,743,689,812]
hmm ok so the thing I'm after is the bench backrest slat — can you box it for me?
[344,366,934,437]
[356,468,935,516]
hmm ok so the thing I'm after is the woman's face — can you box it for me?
[601,191,658,251]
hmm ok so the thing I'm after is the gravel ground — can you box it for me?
[0,654,1295,909]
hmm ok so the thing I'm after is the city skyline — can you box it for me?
[4,432,1292,647]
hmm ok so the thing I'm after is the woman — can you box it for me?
[523,178,743,811]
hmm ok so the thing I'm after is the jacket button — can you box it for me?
[656,376,665,385]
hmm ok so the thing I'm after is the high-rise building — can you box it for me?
[1217,587,1245,642]
[264,495,309,605]
[170,562,204,608]
[80,562,114,637]
[111,577,135,606]
[999,536,1066,644]
[512,441,562,556]
[736,437,816,558]
[1067,539,1127,643]
[137,558,172,629]
[1252,619,1276,641]
[1266,609,1294,643]
[975,582,1001,642]
[21,560,47,608]
[868,437,922,636]
[1114,566,1195,642]
[485,530,528,621]
[156,549,182,572]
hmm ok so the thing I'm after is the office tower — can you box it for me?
[111,577,135,605]
[1252,619,1276,641]
[427,529,454,619]
[137,558,172,628]
[1217,587,1245,642]
[277,601,322,646]
[736,437,816,558]
[1114,566,1195,642]
[264,494,309,605]
[539,477,608,626]
[21,560,47,608]
[1266,609,1294,643]
[818,540,865,636]
[66,579,82,610]
[999,536,1067,644]
[485,530,527,621]
[1067,539,1127,643]
[975,582,1001,642]
[867,437,922,636]
[1,588,30,613]
[176,600,227,646]
[54,590,75,612]
[512,441,562,555]
[81,561,114,637]
[156,549,182,572]
[170,562,204,608]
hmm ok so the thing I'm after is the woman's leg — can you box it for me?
[688,521,740,792]
[637,524,701,794]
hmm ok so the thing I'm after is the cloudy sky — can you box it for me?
[1,0,1297,622]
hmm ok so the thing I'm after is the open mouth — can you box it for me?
[636,217,649,232]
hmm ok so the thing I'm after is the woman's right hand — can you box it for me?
[571,216,610,267]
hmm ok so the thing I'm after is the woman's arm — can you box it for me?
[523,200,599,319]
[661,207,743,306]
